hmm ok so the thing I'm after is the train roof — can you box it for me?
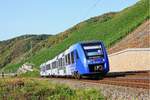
[78,40,102,44]
[57,52,64,59]
[62,40,103,55]
[40,63,46,68]
[64,43,79,55]
[53,56,58,61]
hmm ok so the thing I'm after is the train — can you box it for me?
[40,41,109,79]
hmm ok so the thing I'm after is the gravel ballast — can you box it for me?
[49,78,150,100]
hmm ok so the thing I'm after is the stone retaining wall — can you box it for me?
[108,48,150,72]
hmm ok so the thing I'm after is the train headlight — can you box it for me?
[97,65,103,71]
[103,59,105,62]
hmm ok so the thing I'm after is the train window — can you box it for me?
[58,59,60,67]
[59,58,61,67]
[53,62,54,68]
[71,51,74,64]
[56,60,57,68]
[49,64,51,69]
[62,58,63,67]
[67,54,69,65]
[47,64,50,70]
[62,58,65,66]
[41,66,45,71]
[61,58,63,67]
[68,54,71,65]
[52,61,56,69]
[59,59,60,67]
[59,60,60,67]
[52,63,53,68]
[46,65,48,70]
[53,62,55,68]
[54,62,55,68]
[54,61,56,68]
[54,61,55,68]
[81,43,104,59]
[65,55,67,65]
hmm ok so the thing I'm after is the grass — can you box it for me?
[1,0,150,74]
[0,78,104,100]
[19,69,40,77]
[0,63,23,73]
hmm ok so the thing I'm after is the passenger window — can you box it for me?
[60,58,62,67]
[65,55,67,65]
[48,64,50,70]
[55,61,57,68]
[63,58,65,67]
[53,63,54,69]
[55,61,56,68]
[52,63,53,68]
[58,59,61,67]
[49,64,51,69]
[68,54,71,65]
[62,58,63,66]
[71,51,74,64]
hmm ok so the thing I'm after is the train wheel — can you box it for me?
[73,71,81,79]
[76,74,81,79]
[76,72,81,80]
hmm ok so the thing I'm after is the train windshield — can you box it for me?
[82,43,103,59]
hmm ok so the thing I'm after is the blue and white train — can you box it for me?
[40,41,109,79]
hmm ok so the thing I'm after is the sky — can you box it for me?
[0,0,138,41]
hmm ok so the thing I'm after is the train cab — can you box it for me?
[79,41,109,76]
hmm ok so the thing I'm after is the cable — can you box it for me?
[82,0,101,20]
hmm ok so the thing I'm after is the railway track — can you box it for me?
[82,71,150,89]
[45,71,150,89]
[81,78,150,89]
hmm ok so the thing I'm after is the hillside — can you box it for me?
[0,35,50,68]
[0,0,149,73]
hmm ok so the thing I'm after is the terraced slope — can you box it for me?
[1,0,149,73]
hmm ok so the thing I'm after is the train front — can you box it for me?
[81,41,109,77]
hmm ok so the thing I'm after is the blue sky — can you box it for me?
[0,0,138,41]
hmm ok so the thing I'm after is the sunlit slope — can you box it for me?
[2,0,149,72]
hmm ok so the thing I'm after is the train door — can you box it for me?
[75,49,86,75]
[74,50,80,74]
[70,51,75,74]
[74,50,84,79]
